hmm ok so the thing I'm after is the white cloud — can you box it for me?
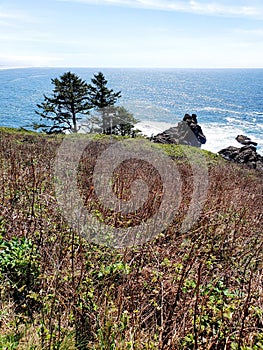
[188,1,258,17]
[57,0,263,18]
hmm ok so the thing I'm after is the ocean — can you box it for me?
[0,67,262,154]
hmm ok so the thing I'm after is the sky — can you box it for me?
[0,0,263,68]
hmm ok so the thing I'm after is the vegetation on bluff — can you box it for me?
[0,128,262,349]
[34,71,138,136]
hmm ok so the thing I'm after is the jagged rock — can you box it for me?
[219,141,263,171]
[236,135,258,146]
[152,114,206,148]
[218,146,240,161]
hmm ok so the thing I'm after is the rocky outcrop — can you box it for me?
[235,135,258,146]
[152,114,206,148]
[219,136,263,171]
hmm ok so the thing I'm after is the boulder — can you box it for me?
[152,114,206,148]
[236,135,258,146]
[219,139,263,171]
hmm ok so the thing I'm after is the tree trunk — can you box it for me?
[72,103,77,133]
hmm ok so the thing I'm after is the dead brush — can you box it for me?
[0,130,262,349]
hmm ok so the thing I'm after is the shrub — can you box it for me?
[0,236,40,315]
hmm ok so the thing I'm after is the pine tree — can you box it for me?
[35,72,91,133]
[88,72,121,133]
[104,106,140,137]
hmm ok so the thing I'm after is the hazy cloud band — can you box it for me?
[57,0,262,19]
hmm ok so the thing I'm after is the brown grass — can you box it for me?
[0,129,262,349]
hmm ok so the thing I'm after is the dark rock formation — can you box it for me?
[236,135,258,146]
[152,114,206,148]
[219,137,263,171]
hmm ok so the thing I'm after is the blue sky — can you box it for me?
[0,0,263,68]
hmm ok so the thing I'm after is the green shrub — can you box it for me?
[0,236,40,315]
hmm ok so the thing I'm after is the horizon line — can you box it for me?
[1,65,263,70]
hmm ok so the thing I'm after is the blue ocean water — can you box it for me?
[0,67,262,154]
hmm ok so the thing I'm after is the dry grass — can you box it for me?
[0,128,262,349]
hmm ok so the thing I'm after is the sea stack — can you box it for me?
[152,113,206,148]
[219,135,263,171]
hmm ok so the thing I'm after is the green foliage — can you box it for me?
[0,127,37,135]
[0,236,40,313]
[105,106,140,137]
[197,281,238,337]
[87,71,121,133]
[35,71,91,134]
[34,71,138,137]
[88,72,121,110]
[0,332,21,350]
[95,261,131,280]
[0,216,6,235]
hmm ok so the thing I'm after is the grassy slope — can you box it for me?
[0,128,262,349]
